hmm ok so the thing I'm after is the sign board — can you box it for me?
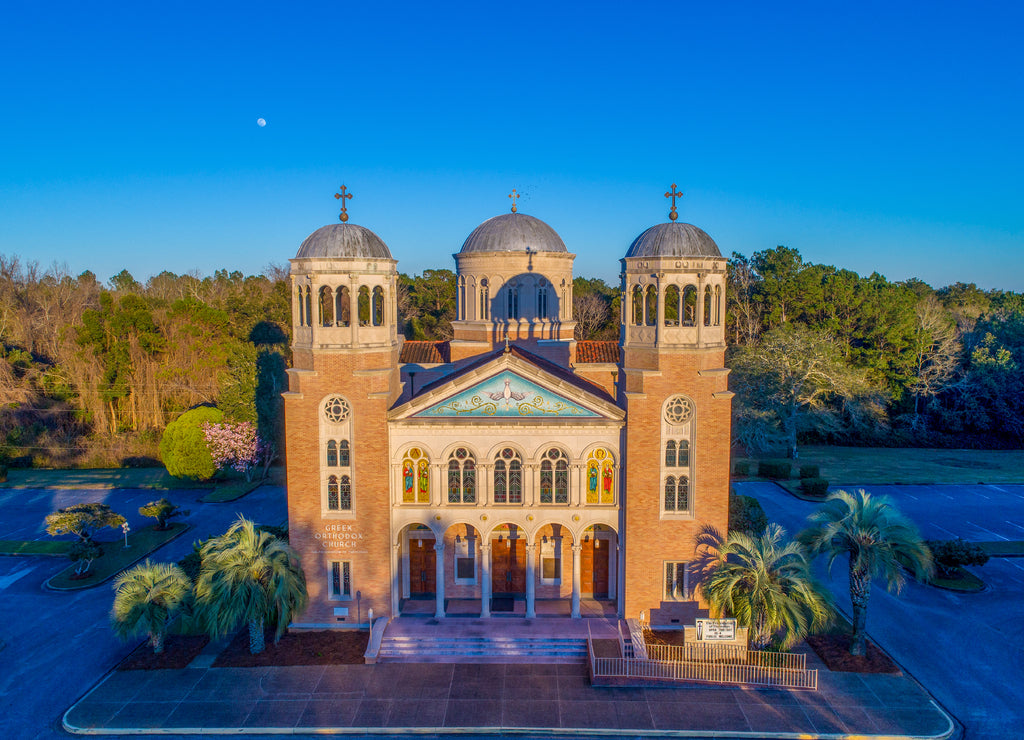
[694,618,737,642]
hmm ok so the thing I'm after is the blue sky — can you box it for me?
[2,1,1021,290]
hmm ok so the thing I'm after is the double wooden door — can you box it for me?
[409,537,436,594]
[580,538,609,597]
[491,538,526,594]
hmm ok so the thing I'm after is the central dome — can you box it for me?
[295,223,392,260]
[625,222,721,259]
[459,213,567,254]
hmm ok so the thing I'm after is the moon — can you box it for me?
[257,118,266,127]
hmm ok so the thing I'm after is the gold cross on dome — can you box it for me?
[334,185,353,222]
[665,183,683,221]
[509,189,520,213]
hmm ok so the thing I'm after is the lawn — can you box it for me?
[0,468,203,490]
[46,523,190,590]
[0,540,72,556]
[736,446,1024,485]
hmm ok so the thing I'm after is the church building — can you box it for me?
[283,187,732,628]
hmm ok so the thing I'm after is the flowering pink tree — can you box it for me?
[202,421,265,481]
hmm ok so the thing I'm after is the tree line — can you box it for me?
[1,248,1021,468]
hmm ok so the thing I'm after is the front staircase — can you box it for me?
[378,633,588,663]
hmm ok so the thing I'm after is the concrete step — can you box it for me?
[378,635,589,664]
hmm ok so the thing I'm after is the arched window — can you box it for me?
[336,286,350,327]
[304,287,312,328]
[665,440,676,467]
[540,448,568,504]
[676,476,689,511]
[319,286,334,326]
[664,285,680,326]
[537,285,548,318]
[704,285,712,327]
[714,285,722,326]
[339,440,350,467]
[327,440,338,467]
[297,287,305,327]
[447,447,476,503]
[664,476,676,511]
[357,286,370,326]
[677,440,689,467]
[683,285,697,326]
[646,285,658,326]
[457,277,466,321]
[507,285,519,320]
[632,286,644,326]
[402,448,430,504]
[586,448,615,504]
[372,286,385,326]
[339,475,352,510]
[493,448,522,504]
[328,475,340,510]
[479,279,489,320]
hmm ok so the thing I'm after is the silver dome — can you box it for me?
[295,223,392,260]
[625,222,721,259]
[459,213,567,254]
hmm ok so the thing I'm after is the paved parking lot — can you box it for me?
[736,481,1024,739]
[0,484,286,740]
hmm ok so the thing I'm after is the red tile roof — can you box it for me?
[575,341,620,364]
[399,340,450,364]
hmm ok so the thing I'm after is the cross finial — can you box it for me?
[508,189,520,213]
[334,185,353,222]
[504,330,510,352]
[665,183,683,221]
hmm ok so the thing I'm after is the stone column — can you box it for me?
[480,543,491,618]
[525,542,536,618]
[434,541,446,619]
[391,543,401,618]
[571,544,582,619]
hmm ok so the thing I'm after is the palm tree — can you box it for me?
[799,489,933,657]
[695,523,834,650]
[111,560,192,654]
[194,517,307,654]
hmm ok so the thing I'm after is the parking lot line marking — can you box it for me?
[933,524,959,538]
[904,493,918,500]
[1008,561,1024,572]
[0,565,36,590]
[989,486,1008,493]
[1006,521,1024,533]
[975,492,991,499]
[966,521,1008,540]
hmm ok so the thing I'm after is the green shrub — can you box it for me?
[0,462,7,482]
[139,498,189,530]
[159,406,223,480]
[927,538,990,576]
[799,464,820,479]
[758,459,792,479]
[177,541,204,582]
[733,460,751,477]
[801,477,830,497]
[729,491,768,535]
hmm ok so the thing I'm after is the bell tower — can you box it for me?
[284,187,402,627]
[618,186,733,620]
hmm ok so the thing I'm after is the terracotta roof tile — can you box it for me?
[399,340,450,364]
[575,341,620,364]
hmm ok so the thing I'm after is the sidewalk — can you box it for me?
[63,656,957,738]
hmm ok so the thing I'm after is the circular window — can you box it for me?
[664,395,694,425]
[323,396,351,423]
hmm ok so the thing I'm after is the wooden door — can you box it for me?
[409,538,436,594]
[491,538,526,594]
[581,539,610,597]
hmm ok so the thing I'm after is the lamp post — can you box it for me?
[122,521,130,549]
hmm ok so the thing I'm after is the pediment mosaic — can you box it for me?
[413,370,600,418]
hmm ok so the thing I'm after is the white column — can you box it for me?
[480,543,491,617]
[391,543,401,617]
[571,544,582,619]
[525,542,536,618]
[434,541,446,619]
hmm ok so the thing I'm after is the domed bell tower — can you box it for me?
[285,186,401,628]
[618,185,733,621]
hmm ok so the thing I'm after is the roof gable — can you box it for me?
[391,344,623,422]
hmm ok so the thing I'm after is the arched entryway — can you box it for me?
[488,523,527,614]
[396,523,437,616]
[579,524,618,617]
